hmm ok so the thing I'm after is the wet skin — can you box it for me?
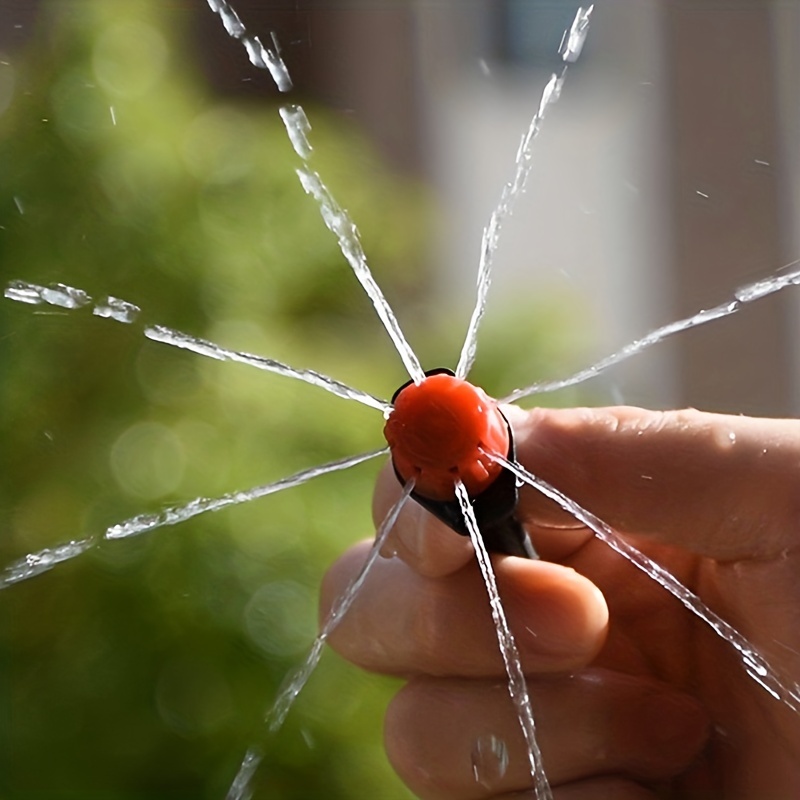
[322,406,800,800]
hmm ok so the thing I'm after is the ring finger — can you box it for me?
[384,669,710,800]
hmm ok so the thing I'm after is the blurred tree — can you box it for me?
[0,1,428,798]
[0,1,575,799]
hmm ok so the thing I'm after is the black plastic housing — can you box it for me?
[389,369,537,559]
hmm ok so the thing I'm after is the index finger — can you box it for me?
[510,405,800,561]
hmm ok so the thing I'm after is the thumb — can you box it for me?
[509,405,800,561]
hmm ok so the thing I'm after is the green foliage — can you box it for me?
[0,2,581,799]
[0,2,425,798]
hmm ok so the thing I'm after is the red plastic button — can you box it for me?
[384,373,509,501]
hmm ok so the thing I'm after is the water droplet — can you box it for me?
[279,104,313,160]
[5,279,44,304]
[220,6,245,37]
[471,733,509,788]
[560,5,594,63]
[380,544,399,559]
[300,728,316,749]
[3,279,91,309]
[41,283,92,309]
[93,295,140,323]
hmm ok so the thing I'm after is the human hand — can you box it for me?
[321,406,800,799]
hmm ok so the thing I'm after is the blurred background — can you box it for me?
[0,1,798,798]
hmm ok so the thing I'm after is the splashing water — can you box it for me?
[5,1,800,798]
[456,5,594,380]
[279,104,313,160]
[0,537,97,588]
[503,260,800,403]
[489,451,800,714]
[98,4,594,796]
[471,733,510,789]
[4,279,384,411]
[205,0,292,91]
[1,5,592,792]
[224,480,416,800]
[5,279,93,310]
[225,747,261,800]
[206,1,424,384]
[455,481,552,800]
[104,448,387,540]
[265,478,414,735]
[144,325,389,412]
[92,296,140,324]
[559,5,594,63]
[295,166,425,384]
[6,279,142,322]
[4,279,43,305]
[1,449,386,586]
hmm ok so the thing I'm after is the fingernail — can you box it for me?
[396,502,427,558]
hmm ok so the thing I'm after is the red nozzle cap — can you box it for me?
[384,373,509,501]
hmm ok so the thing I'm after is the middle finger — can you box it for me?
[322,540,608,677]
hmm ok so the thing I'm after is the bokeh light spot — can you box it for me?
[110,421,186,499]
[244,580,316,658]
[92,20,168,98]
